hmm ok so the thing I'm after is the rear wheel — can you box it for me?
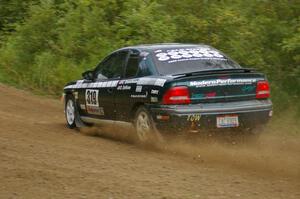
[65,95,77,129]
[134,106,163,144]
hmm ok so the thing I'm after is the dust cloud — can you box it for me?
[159,133,300,179]
[79,121,300,180]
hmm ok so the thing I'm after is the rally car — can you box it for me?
[63,43,272,142]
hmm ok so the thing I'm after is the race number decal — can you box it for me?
[85,89,104,115]
[86,89,99,106]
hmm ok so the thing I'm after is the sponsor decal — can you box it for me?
[83,83,89,88]
[117,85,131,90]
[154,79,166,87]
[119,79,139,85]
[86,106,104,116]
[151,90,159,95]
[64,77,167,90]
[167,57,226,64]
[137,77,166,87]
[131,92,148,98]
[64,80,119,89]
[111,80,119,87]
[75,80,84,88]
[137,77,156,85]
[155,47,225,63]
[135,85,142,93]
[102,81,108,88]
[100,82,106,87]
[190,79,257,88]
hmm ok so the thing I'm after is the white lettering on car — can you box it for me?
[155,47,225,64]
[131,91,148,98]
[190,79,257,87]
[137,78,166,87]
[135,86,142,93]
[151,90,159,95]
[64,78,165,90]
[154,79,166,87]
[117,85,131,90]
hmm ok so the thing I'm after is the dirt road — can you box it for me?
[0,84,299,199]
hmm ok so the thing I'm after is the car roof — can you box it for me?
[119,43,211,52]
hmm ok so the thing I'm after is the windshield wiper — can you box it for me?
[171,68,255,78]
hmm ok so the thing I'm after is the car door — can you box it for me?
[115,49,156,122]
[88,50,128,121]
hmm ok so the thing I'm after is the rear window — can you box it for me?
[152,47,241,75]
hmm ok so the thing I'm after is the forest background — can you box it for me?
[0,0,299,120]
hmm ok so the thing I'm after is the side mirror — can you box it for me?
[82,70,94,80]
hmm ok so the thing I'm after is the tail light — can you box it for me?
[163,86,191,105]
[256,80,270,99]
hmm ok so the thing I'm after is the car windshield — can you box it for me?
[152,46,241,75]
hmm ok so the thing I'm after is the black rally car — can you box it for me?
[63,44,272,142]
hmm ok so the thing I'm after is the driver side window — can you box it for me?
[95,51,128,80]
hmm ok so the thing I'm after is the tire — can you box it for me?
[133,106,164,144]
[65,95,77,129]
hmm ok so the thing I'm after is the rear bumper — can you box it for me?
[148,100,272,131]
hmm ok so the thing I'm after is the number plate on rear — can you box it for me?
[216,115,239,128]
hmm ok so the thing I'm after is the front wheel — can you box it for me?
[133,106,163,144]
[65,95,77,129]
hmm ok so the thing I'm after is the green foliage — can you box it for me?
[0,0,40,44]
[113,1,176,45]
[0,0,299,113]
[0,0,59,89]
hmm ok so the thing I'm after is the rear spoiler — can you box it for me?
[171,68,256,78]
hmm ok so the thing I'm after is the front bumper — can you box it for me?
[148,100,272,132]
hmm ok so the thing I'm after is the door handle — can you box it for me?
[107,88,113,93]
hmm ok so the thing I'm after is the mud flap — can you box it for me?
[74,105,87,128]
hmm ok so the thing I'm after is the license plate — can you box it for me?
[216,115,239,128]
